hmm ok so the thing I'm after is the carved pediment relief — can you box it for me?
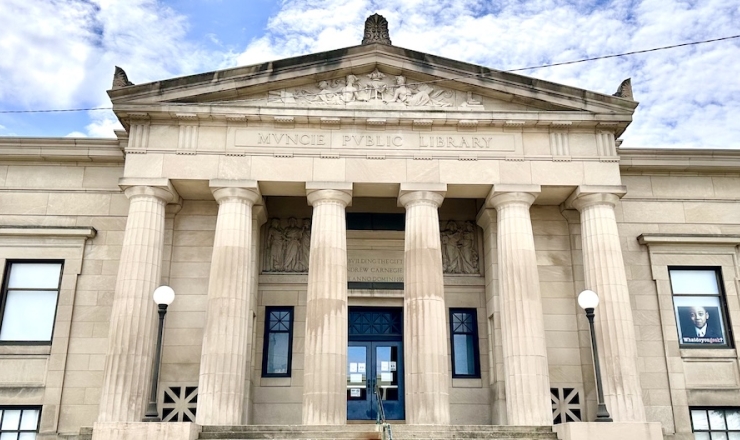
[251,68,522,111]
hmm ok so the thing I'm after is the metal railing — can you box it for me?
[374,382,393,440]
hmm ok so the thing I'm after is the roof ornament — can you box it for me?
[362,13,392,45]
[112,66,134,89]
[612,78,633,100]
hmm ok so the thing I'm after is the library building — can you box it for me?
[0,13,739,440]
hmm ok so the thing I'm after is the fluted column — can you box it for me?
[398,183,450,425]
[570,188,646,422]
[243,204,267,423]
[487,186,552,426]
[196,182,261,425]
[476,209,507,425]
[302,183,352,425]
[98,181,177,422]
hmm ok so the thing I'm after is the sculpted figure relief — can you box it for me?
[264,218,312,273]
[441,220,479,274]
[266,219,285,272]
[288,70,455,108]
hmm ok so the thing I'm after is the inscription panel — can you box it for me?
[234,129,517,153]
[347,250,404,283]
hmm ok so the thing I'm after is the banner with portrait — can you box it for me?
[674,295,727,346]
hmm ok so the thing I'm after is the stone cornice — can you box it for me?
[0,226,97,239]
[637,233,740,246]
[619,148,740,173]
[113,105,632,131]
[0,137,124,163]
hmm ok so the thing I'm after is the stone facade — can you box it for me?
[0,37,738,440]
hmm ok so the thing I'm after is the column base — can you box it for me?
[91,422,201,440]
[553,422,663,440]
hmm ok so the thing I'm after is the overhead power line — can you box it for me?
[505,34,740,72]
[1,34,738,115]
[0,107,112,114]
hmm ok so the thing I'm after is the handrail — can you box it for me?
[374,381,393,440]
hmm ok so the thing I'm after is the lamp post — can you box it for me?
[578,289,612,422]
[143,285,175,422]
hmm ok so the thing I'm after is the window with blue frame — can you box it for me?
[262,306,294,377]
[449,308,481,378]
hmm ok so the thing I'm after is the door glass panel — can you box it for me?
[376,346,399,401]
[347,346,367,400]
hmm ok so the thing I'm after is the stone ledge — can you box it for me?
[91,422,200,440]
[553,421,663,440]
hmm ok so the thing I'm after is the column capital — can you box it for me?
[306,183,352,207]
[565,185,627,212]
[119,178,178,203]
[210,180,261,205]
[485,184,540,210]
[397,183,446,208]
[253,205,268,226]
[476,208,497,230]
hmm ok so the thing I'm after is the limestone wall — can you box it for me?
[0,160,126,436]
[617,172,740,439]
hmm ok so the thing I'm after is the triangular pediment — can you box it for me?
[109,43,637,117]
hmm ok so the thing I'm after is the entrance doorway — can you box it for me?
[347,307,405,420]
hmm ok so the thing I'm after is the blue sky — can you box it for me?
[0,0,739,148]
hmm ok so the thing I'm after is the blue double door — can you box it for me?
[347,308,405,421]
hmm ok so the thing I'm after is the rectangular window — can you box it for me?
[690,408,740,439]
[449,308,480,378]
[0,262,63,343]
[262,306,294,377]
[0,407,41,439]
[670,268,732,348]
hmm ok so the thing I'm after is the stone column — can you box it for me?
[98,179,177,422]
[476,209,507,425]
[302,183,352,425]
[398,183,450,425]
[243,204,267,423]
[569,187,646,422]
[487,185,552,426]
[196,181,261,425]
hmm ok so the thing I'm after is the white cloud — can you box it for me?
[65,131,88,138]
[85,110,122,138]
[235,0,740,148]
[0,0,237,137]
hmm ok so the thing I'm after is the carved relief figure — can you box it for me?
[283,218,303,272]
[317,80,342,104]
[460,222,479,273]
[441,220,479,274]
[386,76,452,107]
[264,217,312,273]
[441,221,463,273]
[341,75,362,103]
[300,219,311,271]
[388,75,412,103]
[266,219,285,272]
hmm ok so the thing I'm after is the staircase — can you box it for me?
[198,425,559,440]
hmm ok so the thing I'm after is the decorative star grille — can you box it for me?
[161,385,198,422]
[551,387,582,424]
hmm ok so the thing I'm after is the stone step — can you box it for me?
[198,425,557,440]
